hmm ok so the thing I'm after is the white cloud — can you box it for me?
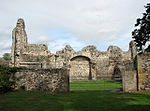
[0,0,149,56]
[30,36,54,44]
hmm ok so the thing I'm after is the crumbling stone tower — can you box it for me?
[11,18,28,67]
[11,18,51,68]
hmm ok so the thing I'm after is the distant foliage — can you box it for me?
[3,53,11,61]
[0,65,18,93]
[132,3,150,52]
[0,58,9,66]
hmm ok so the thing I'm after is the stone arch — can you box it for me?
[70,53,92,61]
[112,65,125,81]
[70,55,92,81]
[70,55,90,61]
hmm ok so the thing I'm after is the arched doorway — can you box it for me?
[70,56,91,81]
[112,65,123,81]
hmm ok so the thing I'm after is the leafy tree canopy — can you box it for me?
[3,53,11,61]
[132,3,150,52]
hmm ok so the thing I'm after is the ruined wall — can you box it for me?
[122,52,150,92]
[70,56,91,81]
[123,70,137,92]
[11,18,28,67]
[122,60,137,92]
[14,68,69,93]
[137,52,150,91]
[95,45,132,80]
[27,44,48,52]
[10,18,150,92]
[11,18,51,68]
[11,18,137,81]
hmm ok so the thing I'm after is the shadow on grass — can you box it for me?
[0,90,150,111]
[61,90,150,111]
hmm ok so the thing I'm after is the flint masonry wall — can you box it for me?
[122,52,150,92]
[70,56,91,81]
[11,18,137,81]
[10,18,150,92]
[123,70,137,92]
[123,60,137,92]
[14,68,69,93]
[122,58,138,92]
[137,52,150,91]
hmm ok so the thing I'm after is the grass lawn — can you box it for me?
[70,80,122,91]
[0,80,150,111]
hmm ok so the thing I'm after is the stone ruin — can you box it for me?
[10,18,150,93]
[11,18,137,82]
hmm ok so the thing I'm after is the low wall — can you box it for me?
[14,68,69,93]
[137,52,150,91]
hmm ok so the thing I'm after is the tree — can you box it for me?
[3,53,11,61]
[132,3,150,52]
[0,65,17,93]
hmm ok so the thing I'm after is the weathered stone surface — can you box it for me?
[14,68,69,92]
[11,18,28,67]
[137,52,150,91]
[70,56,91,81]
[11,18,51,67]
[129,41,137,59]
[9,18,150,93]
[11,18,137,81]
[123,70,137,92]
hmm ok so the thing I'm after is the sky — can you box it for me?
[0,0,148,56]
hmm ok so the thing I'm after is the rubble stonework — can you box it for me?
[137,52,150,91]
[11,18,137,81]
[14,68,69,92]
[123,70,137,92]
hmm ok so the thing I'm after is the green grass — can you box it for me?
[0,80,150,111]
[70,80,122,91]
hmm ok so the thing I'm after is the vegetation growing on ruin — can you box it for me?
[2,53,11,61]
[0,65,18,93]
